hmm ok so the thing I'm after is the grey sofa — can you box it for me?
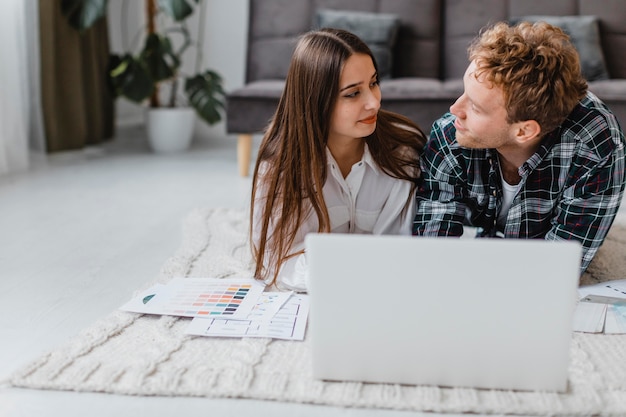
[226,0,626,176]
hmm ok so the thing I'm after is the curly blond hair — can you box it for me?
[469,21,588,134]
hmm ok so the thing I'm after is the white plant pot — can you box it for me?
[145,107,196,153]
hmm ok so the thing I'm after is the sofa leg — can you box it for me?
[237,134,253,177]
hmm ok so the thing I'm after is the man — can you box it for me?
[413,21,626,274]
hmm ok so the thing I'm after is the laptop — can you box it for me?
[305,233,581,392]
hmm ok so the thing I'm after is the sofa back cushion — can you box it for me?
[443,0,626,80]
[314,9,401,79]
[245,0,441,83]
[578,0,626,79]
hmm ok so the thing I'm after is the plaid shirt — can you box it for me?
[413,92,626,273]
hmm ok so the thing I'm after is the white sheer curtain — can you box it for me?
[0,0,45,175]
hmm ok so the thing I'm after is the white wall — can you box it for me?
[107,0,249,142]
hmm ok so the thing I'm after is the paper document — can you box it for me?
[120,278,309,340]
[186,293,309,340]
[605,304,626,334]
[119,277,265,319]
[574,279,626,333]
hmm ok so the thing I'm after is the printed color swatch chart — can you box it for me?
[120,278,265,319]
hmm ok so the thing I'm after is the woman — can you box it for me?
[250,28,426,292]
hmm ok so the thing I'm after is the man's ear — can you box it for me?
[514,120,541,143]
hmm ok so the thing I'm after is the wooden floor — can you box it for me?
[0,127,444,417]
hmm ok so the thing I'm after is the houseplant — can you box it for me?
[62,0,226,152]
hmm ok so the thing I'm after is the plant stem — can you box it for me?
[146,0,156,34]
[146,0,160,107]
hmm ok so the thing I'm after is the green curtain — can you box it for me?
[39,0,114,152]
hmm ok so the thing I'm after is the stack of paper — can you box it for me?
[573,279,626,334]
[120,277,309,340]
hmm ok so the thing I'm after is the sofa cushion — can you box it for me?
[381,78,462,100]
[226,80,285,133]
[511,15,610,81]
[314,9,400,79]
[588,79,626,101]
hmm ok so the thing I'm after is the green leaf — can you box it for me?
[140,34,179,82]
[157,0,196,22]
[61,0,108,31]
[185,70,226,125]
[109,54,154,103]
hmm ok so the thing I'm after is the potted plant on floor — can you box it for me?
[62,0,226,153]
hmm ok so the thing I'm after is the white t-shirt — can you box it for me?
[497,176,523,231]
[252,144,416,292]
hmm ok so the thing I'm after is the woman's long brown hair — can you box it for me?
[250,28,426,286]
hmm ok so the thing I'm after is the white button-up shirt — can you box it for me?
[252,144,416,292]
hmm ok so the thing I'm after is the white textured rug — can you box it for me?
[9,207,626,416]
